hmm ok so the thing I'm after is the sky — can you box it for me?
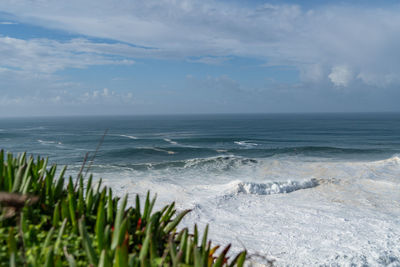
[0,0,400,116]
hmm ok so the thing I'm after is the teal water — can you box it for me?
[2,113,400,266]
[1,113,399,167]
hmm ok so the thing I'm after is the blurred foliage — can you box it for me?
[0,150,246,266]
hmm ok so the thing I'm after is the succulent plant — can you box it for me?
[0,150,246,266]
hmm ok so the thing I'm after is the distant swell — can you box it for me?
[118,134,138,140]
[164,138,178,145]
[111,155,258,171]
[232,179,319,195]
[234,140,258,147]
[38,139,62,145]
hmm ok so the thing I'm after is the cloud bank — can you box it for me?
[1,1,400,87]
[1,1,400,115]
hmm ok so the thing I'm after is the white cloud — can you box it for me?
[187,56,231,65]
[102,88,109,97]
[328,65,353,87]
[80,88,134,104]
[0,1,400,88]
[0,37,134,73]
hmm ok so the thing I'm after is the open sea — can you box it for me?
[1,113,400,266]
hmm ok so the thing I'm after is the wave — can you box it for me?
[183,155,257,169]
[234,140,258,147]
[19,126,47,131]
[228,179,320,195]
[119,134,138,140]
[145,147,176,155]
[107,155,258,172]
[374,155,400,166]
[164,138,178,145]
[38,139,62,145]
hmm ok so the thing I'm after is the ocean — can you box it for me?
[1,113,400,266]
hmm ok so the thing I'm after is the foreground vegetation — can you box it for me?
[0,150,246,266]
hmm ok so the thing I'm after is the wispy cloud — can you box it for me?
[0,21,17,25]
[1,1,400,88]
[0,37,134,73]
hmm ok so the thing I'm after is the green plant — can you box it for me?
[0,150,246,266]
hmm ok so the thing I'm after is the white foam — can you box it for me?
[119,134,138,140]
[77,155,400,266]
[232,179,319,195]
[164,138,178,145]
[38,139,56,144]
[234,140,258,147]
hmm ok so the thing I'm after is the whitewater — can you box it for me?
[1,114,399,266]
[92,155,400,266]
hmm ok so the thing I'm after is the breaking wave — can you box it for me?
[230,179,320,195]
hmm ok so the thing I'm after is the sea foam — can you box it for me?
[233,179,319,195]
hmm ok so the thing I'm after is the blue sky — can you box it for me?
[0,1,400,116]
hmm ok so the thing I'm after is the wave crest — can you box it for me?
[232,179,319,195]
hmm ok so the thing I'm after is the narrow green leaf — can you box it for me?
[78,218,98,265]
[20,211,28,233]
[214,244,231,267]
[39,157,48,178]
[86,188,94,214]
[139,222,152,262]
[86,174,93,195]
[12,163,25,192]
[96,178,103,194]
[44,247,54,267]
[142,191,150,220]
[147,194,157,220]
[185,238,192,264]
[161,206,176,225]
[61,198,69,221]
[68,193,77,233]
[95,197,105,252]
[164,209,191,234]
[112,194,128,250]
[98,249,111,267]
[115,245,129,267]
[103,225,111,250]
[63,247,77,267]
[0,149,4,187]
[54,219,67,254]
[7,153,14,191]
[9,252,16,267]
[193,247,202,267]
[229,251,246,267]
[42,227,55,251]
[201,225,209,252]
[53,202,60,226]
[7,227,17,254]
[21,176,32,195]
[19,152,26,165]
[116,218,128,248]
[128,254,139,267]
[19,157,33,193]
[135,194,141,218]
[107,188,113,224]
[180,228,188,261]
[194,224,198,247]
